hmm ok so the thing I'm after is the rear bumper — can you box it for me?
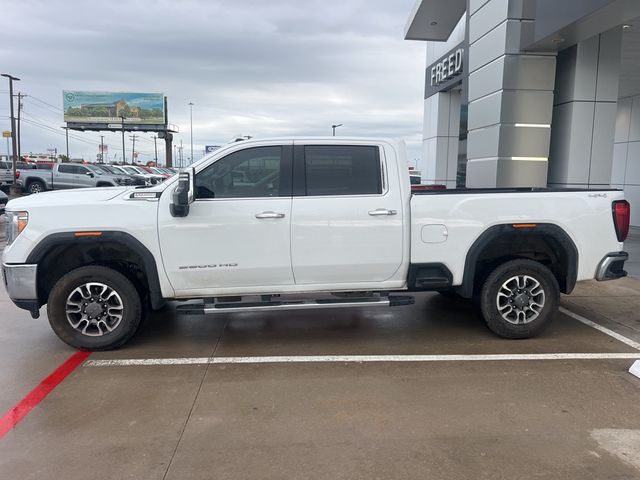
[2,263,38,305]
[595,252,628,281]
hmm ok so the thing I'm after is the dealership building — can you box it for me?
[405,0,640,225]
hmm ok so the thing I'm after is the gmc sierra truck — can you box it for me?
[2,138,631,350]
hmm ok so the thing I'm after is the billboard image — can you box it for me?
[63,91,165,125]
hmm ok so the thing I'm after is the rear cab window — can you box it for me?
[301,145,383,196]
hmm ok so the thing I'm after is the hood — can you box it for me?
[6,186,130,210]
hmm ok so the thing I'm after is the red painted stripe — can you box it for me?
[0,351,91,439]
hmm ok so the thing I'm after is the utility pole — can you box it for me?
[189,102,194,164]
[120,114,126,164]
[16,92,25,163]
[129,134,138,164]
[61,126,70,161]
[100,135,105,163]
[1,73,20,193]
[152,135,158,165]
[331,123,343,136]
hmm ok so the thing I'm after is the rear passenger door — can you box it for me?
[290,143,404,285]
[53,164,77,189]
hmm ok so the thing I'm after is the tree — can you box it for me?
[58,154,69,162]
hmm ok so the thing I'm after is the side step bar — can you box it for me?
[176,295,414,316]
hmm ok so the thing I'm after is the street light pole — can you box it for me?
[152,135,158,165]
[331,123,343,136]
[1,73,20,193]
[100,135,105,163]
[189,102,194,164]
[129,135,138,164]
[120,115,126,164]
[16,92,25,164]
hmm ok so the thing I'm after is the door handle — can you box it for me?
[368,208,397,216]
[255,211,285,219]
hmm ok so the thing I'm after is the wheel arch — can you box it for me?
[457,223,578,298]
[26,231,164,310]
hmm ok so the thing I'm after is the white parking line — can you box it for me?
[83,352,640,367]
[559,307,640,351]
[82,307,640,367]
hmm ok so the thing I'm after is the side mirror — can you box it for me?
[86,172,94,178]
[170,167,195,217]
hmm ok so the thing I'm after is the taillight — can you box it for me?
[15,170,20,179]
[612,200,630,242]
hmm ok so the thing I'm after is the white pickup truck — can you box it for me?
[2,138,630,350]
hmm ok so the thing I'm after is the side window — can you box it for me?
[58,164,76,174]
[304,145,382,196]
[195,146,284,199]
[76,166,90,175]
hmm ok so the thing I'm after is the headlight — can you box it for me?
[6,211,28,246]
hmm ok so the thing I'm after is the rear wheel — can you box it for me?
[27,180,45,194]
[47,266,142,350]
[480,259,559,339]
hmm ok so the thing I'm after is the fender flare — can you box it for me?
[26,231,165,309]
[457,223,578,298]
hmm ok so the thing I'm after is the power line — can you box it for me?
[27,95,62,112]
[20,116,153,154]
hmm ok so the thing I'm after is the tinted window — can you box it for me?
[0,161,9,169]
[58,164,76,174]
[195,146,284,199]
[304,145,382,196]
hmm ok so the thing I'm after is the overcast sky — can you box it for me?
[0,0,425,165]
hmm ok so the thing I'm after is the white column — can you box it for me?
[547,28,622,189]
[422,90,461,187]
[465,0,556,188]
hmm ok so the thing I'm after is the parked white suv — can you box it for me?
[2,138,630,349]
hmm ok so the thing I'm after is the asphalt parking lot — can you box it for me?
[1,214,639,479]
[1,272,640,479]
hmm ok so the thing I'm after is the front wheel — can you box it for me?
[47,266,142,350]
[480,259,559,339]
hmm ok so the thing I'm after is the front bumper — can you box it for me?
[2,263,39,313]
[595,252,628,281]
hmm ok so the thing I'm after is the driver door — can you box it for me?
[157,143,294,295]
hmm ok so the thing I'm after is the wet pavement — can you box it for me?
[0,281,639,479]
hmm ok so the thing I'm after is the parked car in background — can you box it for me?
[16,163,132,193]
[0,188,7,214]
[0,160,13,188]
[120,165,164,185]
[90,164,140,186]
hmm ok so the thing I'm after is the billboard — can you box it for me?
[63,91,165,125]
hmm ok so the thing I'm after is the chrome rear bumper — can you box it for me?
[595,252,628,281]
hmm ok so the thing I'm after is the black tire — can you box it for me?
[47,266,142,350]
[27,180,45,194]
[480,259,559,339]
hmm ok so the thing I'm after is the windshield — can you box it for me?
[123,166,141,175]
[87,165,105,175]
[109,166,127,175]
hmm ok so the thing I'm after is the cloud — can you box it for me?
[0,0,425,164]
